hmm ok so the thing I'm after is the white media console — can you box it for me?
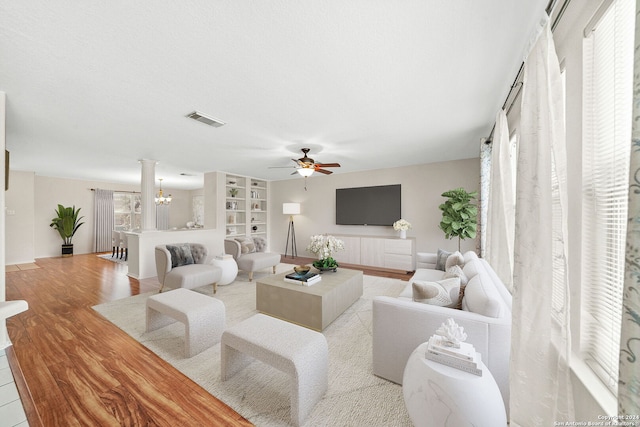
[333,234,416,273]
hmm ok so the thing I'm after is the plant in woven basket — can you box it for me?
[438,188,478,251]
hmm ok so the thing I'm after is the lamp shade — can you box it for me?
[297,168,314,177]
[283,203,301,215]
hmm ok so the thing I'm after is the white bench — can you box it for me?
[146,288,225,358]
[221,314,328,426]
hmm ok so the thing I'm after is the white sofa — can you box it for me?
[372,251,512,411]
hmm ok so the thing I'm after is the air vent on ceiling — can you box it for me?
[186,111,226,128]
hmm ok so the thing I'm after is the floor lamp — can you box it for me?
[283,203,300,258]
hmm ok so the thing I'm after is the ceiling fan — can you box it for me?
[291,148,341,177]
[271,148,341,177]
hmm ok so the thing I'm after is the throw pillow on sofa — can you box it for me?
[166,243,195,268]
[443,264,468,286]
[444,265,468,309]
[435,249,451,271]
[235,237,256,254]
[412,277,461,308]
[445,251,464,270]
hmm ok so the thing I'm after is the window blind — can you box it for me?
[581,0,633,394]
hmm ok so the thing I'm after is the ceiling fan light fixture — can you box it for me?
[186,111,226,128]
[297,168,314,177]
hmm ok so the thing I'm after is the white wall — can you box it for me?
[269,158,480,258]
[5,173,193,260]
[5,171,35,264]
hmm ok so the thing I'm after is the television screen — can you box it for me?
[336,184,401,226]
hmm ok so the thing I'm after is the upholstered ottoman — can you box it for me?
[221,314,328,426]
[146,288,225,357]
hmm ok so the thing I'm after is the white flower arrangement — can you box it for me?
[393,219,412,231]
[306,234,345,259]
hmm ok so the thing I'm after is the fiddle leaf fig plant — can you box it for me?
[50,204,84,245]
[438,188,478,251]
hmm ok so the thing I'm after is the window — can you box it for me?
[114,192,141,230]
[581,0,634,394]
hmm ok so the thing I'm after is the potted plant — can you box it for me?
[306,234,345,271]
[50,204,85,257]
[438,188,478,251]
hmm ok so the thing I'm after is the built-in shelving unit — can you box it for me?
[223,173,269,241]
[249,178,267,237]
[225,174,246,237]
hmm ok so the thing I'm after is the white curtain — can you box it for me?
[156,204,170,230]
[485,109,515,292]
[93,188,114,252]
[479,139,492,256]
[509,21,573,425]
[620,0,640,415]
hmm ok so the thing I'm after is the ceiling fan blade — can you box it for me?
[291,171,299,175]
[269,166,296,169]
[316,168,333,175]
[316,163,340,168]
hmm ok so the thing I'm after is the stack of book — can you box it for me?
[425,335,483,376]
[284,271,322,286]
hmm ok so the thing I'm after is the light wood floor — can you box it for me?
[5,253,410,426]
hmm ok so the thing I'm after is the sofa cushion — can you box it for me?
[462,272,506,318]
[235,237,256,254]
[463,250,479,264]
[166,244,194,268]
[445,251,464,269]
[463,258,483,280]
[435,249,451,271]
[412,278,460,308]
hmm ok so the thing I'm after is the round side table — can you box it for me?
[211,257,238,286]
[402,342,507,427]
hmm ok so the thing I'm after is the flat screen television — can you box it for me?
[336,184,401,226]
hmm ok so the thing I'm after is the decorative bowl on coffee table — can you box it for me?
[293,265,311,275]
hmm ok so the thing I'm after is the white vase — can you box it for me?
[399,229,406,239]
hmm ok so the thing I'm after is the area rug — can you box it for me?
[93,265,412,426]
[98,253,128,265]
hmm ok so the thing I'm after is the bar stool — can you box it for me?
[112,231,121,258]
[119,231,128,261]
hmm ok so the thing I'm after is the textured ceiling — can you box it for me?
[0,1,548,189]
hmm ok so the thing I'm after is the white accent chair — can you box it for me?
[155,243,222,293]
[224,237,281,281]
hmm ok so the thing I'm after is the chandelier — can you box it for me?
[155,178,172,205]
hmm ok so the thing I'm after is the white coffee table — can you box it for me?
[403,342,507,427]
